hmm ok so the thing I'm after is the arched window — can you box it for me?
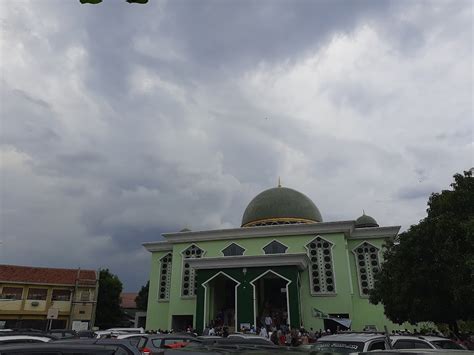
[222,243,245,256]
[353,242,380,297]
[263,240,288,254]
[181,244,204,297]
[306,236,336,295]
[158,253,172,301]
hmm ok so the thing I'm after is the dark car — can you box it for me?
[116,334,202,354]
[197,337,279,349]
[46,329,78,339]
[76,330,97,339]
[0,343,123,354]
[53,338,142,355]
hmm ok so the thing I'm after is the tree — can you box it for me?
[370,170,474,333]
[95,269,124,329]
[135,281,149,310]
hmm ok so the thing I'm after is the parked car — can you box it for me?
[53,338,142,355]
[107,328,145,334]
[391,335,467,350]
[116,334,201,354]
[0,343,125,354]
[359,350,473,354]
[46,329,77,339]
[0,335,52,345]
[76,330,96,338]
[227,333,273,344]
[0,330,58,340]
[312,332,391,352]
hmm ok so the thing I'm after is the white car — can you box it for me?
[0,335,51,344]
[227,333,273,344]
[313,333,390,352]
[391,335,466,350]
[106,327,144,334]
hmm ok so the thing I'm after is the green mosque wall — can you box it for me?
[146,233,414,332]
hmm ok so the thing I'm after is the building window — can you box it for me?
[263,240,288,254]
[222,243,245,256]
[27,288,48,300]
[51,289,71,301]
[158,253,173,301]
[353,242,380,297]
[80,290,90,301]
[181,244,204,297]
[307,236,336,295]
[0,287,23,300]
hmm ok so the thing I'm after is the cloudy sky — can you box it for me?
[0,0,472,291]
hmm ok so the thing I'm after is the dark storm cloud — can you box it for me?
[156,1,389,70]
[1,0,471,290]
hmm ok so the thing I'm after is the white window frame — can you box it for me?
[352,241,381,298]
[304,235,337,296]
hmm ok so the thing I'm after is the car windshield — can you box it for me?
[431,340,464,349]
[312,341,364,353]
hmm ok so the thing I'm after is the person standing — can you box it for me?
[264,314,273,330]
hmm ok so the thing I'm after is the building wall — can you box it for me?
[146,251,171,330]
[0,283,96,329]
[146,231,412,332]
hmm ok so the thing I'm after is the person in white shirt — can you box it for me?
[264,315,272,328]
[259,327,268,338]
[209,327,216,336]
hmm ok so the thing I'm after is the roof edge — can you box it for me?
[159,220,356,244]
[142,240,173,252]
[350,226,401,240]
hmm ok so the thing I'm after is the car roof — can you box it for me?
[318,333,387,342]
[390,335,439,342]
[359,350,470,354]
[420,336,453,341]
[145,334,199,339]
[229,333,266,339]
[0,335,51,342]
[0,343,118,352]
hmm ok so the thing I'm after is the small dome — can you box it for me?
[241,186,323,227]
[355,212,379,228]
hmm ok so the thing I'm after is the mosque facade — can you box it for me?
[144,185,402,333]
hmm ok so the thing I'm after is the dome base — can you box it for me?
[242,217,318,228]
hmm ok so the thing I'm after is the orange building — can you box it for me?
[0,264,98,331]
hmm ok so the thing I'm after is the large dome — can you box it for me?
[241,186,323,227]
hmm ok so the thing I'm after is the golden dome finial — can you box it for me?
[278,176,281,187]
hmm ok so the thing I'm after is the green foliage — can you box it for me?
[370,171,474,329]
[95,269,124,329]
[135,281,149,310]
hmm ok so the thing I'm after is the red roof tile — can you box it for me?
[0,264,97,286]
[120,293,138,309]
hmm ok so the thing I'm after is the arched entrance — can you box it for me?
[202,272,240,332]
[251,270,291,330]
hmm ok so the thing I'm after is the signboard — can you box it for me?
[312,308,328,318]
[47,308,59,319]
[72,321,89,331]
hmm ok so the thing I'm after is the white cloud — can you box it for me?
[0,0,471,290]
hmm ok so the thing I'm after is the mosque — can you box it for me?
[143,183,402,333]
